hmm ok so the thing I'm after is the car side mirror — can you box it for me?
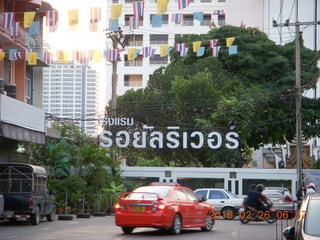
[283,226,295,240]
[201,196,207,202]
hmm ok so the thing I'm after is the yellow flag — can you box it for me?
[0,52,5,60]
[226,37,236,47]
[24,12,36,28]
[28,52,37,65]
[157,0,168,15]
[160,45,168,57]
[192,41,202,52]
[68,9,79,26]
[59,51,69,64]
[111,5,123,20]
[127,48,136,61]
[93,51,101,63]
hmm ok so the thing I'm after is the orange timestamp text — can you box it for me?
[209,210,306,220]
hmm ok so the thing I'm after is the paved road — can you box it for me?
[0,216,291,240]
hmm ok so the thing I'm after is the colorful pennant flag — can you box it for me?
[58,51,69,63]
[135,49,141,58]
[160,45,169,57]
[171,13,182,24]
[194,12,204,22]
[152,15,162,28]
[197,47,205,57]
[229,46,238,55]
[133,1,145,18]
[46,10,58,27]
[210,39,219,48]
[178,0,191,10]
[28,52,37,65]
[0,51,5,60]
[176,43,186,52]
[157,0,168,15]
[109,18,119,32]
[2,12,15,28]
[192,41,202,52]
[150,48,156,58]
[24,12,36,28]
[226,37,235,47]
[212,46,220,57]
[9,49,23,60]
[129,16,139,29]
[73,51,86,64]
[68,9,79,26]
[111,5,123,20]
[180,48,188,57]
[89,7,101,32]
[10,22,20,37]
[213,10,225,15]
[109,49,120,62]
[29,21,40,35]
[42,52,52,65]
[128,48,137,61]
[142,47,152,58]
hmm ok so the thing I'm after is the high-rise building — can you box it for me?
[43,63,100,136]
[106,0,226,96]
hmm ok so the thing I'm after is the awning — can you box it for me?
[0,122,45,144]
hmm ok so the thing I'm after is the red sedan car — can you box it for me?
[115,182,214,235]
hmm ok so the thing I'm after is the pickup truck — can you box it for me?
[0,163,55,225]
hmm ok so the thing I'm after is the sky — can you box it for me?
[43,0,109,112]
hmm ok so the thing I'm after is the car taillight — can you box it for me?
[29,197,33,207]
[241,205,245,208]
[284,196,293,202]
[115,203,126,211]
[158,204,165,210]
[115,203,120,209]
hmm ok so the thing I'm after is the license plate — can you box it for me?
[132,206,145,212]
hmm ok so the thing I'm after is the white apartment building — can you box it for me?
[43,63,100,136]
[107,0,226,96]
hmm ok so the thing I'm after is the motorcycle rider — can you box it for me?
[246,184,269,212]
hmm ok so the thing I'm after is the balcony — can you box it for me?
[182,20,194,26]
[124,61,143,67]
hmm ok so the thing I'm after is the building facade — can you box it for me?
[107,0,226,96]
[43,63,100,136]
[0,0,51,163]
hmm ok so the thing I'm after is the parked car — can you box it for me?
[0,163,55,225]
[263,187,297,210]
[194,188,243,219]
[115,182,214,235]
[283,193,320,240]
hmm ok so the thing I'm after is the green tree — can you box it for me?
[109,26,319,167]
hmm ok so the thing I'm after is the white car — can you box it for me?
[195,188,244,219]
[263,187,297,210]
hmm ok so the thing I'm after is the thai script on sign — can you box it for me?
[100,118,240,150]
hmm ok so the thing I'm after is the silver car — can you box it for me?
[263,187,297,210]
[195,188,243,219]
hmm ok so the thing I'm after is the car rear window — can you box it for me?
[128,186,170,200]
[305,199,320,235]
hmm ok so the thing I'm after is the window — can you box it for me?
[218,15,225,26]
[25,77,32,100]
[185,189,200,201]
[183,15,194,26]
[150,34,168,45]
[126,35,143,46]
[4,59,11,84]
[195,190,208,198]
[124,55,143,66]
[201,14,211,26]
[218,0,226,2]
[124,75,143,87]
[125,14,143,27]
[150,14,168,25]
[208,190,228,199]
[150,54,168,65]
[305,199,320,235]
[175,189,188,200]
[201,0,211,2]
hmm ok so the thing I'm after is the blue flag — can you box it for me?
[152,15,162,28]
[229,46,238,55]
[135,48,141,58]
[109,18,119,32]
[29,21,40,35]
[194,12,204,22]
[196,47,205,57]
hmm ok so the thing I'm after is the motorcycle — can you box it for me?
[239,195,276,224]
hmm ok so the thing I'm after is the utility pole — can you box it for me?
[273,1,320,187]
